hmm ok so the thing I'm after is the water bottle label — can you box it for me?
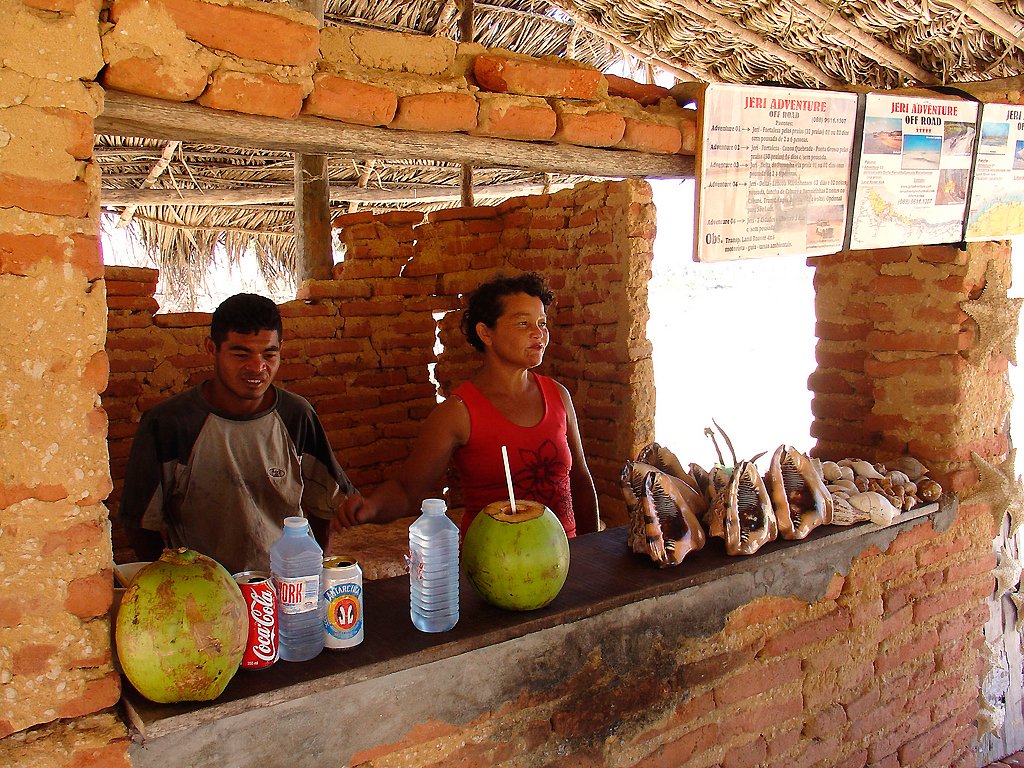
[409,548,425,582]
[275,575,320,614]
[324,582,362,640]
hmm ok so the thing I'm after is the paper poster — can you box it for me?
[695,83,858,262]
[964,103,1024,240]
[848,93,978,250]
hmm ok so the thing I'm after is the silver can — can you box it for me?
[322,556,363,649]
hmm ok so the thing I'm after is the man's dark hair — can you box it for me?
[461,272,555,352]
[210,293,283,347]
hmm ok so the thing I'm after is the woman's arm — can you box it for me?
[336,397,470,527]
[555,382,600,535]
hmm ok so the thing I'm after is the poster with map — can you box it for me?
[694,83,858,262]
[848,93,978,250]
[964,103,1024,240]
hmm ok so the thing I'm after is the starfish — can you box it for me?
[965,449,1017,530]
[1008,475,1024,538]
[1011,590,1024,634]
[960,260,1023,366]
[993,550,1021,597]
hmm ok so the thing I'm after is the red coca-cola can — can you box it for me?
[233,570,279,669]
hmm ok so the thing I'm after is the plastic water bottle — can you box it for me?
[409,498,459,632]
[270,516,324,661]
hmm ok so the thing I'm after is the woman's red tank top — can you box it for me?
[451,374,576,540]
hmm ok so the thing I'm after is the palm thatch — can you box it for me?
[98,0,1024,306]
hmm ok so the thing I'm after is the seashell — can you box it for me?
[903,481,917,496]
[622,463,705,566]
[848,460,886,480]
[902,494,917,511]
[764,445,833,540]
[707,460,777,556]
[830,493,871,525]
[689,462,711,501]
[888,456,930,481]
[640,470,706,567]
[848,491,899,526]
[810,457,823,480]
[637,443,687,481]
[629,459,708,522]
[917,478,942,502]
[855,477,870,492]
[885,470,910,487]
[821,461,843,482]
[828,479,859,494]
[839,466,855,482]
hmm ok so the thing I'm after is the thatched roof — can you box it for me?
[98,0,1024,302]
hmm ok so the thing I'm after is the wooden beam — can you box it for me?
[100,181,576,207]
[294,155,332,280]
[943,0,1024,57]
[116,140,180,228]
[96,91,696,180]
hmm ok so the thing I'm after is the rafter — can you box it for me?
[665,0,841,87]
[944,0,1024,55]
[100,180,575,207]
[548,0,712,82]
[116,140,180,228]
[798,0,938,84]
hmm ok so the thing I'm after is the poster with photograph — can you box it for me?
[847,93,978,250]
[964,103,1024,240]
[694,83,858,262]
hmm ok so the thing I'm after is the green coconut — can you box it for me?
[115,548,247,704]
[462,500,570,611]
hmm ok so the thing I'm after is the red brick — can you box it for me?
[389,92,478,132]
[617,117,681,154]
[474,54,602,99]
[57,671,121,718]
[554,108,626,147]
[723,736,767,768]
[65,570,113,618]
[71,743,131,768]
[875,628,939,674]
[715,656,801,706]
[101,55,209,102]
[635,723,718,768]
[866,708,931,763]
[197,70,304,120]
[914,585,983,624]
[12,643,58,675]
[844,686,880,721]
[869,275,924,295]
[42,107,93,160]
[759,607,851,657]
[808,369,857,394]
[916,535,971,567]
[946,552,997,584]
[887,521,937,554]
[606,73,674,105]
[721,692,803,740]
[816,320,871,341]
[0,173,92,218]
[868,330,967,354]
[473,95,557,141]
[302,74,397,126]
[110,0,317,65]
[802,701,848,739]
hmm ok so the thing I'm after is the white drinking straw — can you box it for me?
[501,445,517,513]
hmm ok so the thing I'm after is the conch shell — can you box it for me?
[839,458,885,480]
[622,463,705,566]
[707,460,777,555]
[888,456,930,481]
[764,445,833,539]
[848,491,899,526]
[634,444,709,521]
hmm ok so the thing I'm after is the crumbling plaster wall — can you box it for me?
[1,0,128,765]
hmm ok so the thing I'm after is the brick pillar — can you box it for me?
[0,0,128,764]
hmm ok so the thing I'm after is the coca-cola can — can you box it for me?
[233,570,279,669]
[323,556,363,650]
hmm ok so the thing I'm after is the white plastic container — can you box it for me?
[270,516,324,661]
[409,498,459,632]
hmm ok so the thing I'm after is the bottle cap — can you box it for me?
[421,498,446,514]
[284,516,308,529]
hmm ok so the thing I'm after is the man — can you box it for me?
[120,293,356,574]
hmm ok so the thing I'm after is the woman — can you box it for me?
[338,272,599,537]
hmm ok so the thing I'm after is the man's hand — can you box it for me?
[332,494,374,532]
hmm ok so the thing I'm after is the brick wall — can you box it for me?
[808,241,1011,493]
[103,180,655,561]
[0,0,128,765]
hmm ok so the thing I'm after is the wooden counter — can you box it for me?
[123,499,948,752]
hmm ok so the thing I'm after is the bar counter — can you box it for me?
[123,499,952,767]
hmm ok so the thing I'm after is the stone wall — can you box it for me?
[0,0,128,765]
[103,180,655,562]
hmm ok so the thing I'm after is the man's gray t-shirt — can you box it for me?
[119,385,355,574]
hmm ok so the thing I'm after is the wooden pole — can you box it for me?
[290,0,333,282]
[458,0,474,208]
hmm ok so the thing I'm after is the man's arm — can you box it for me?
[337,398,469,527]
[556,382,600,535]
